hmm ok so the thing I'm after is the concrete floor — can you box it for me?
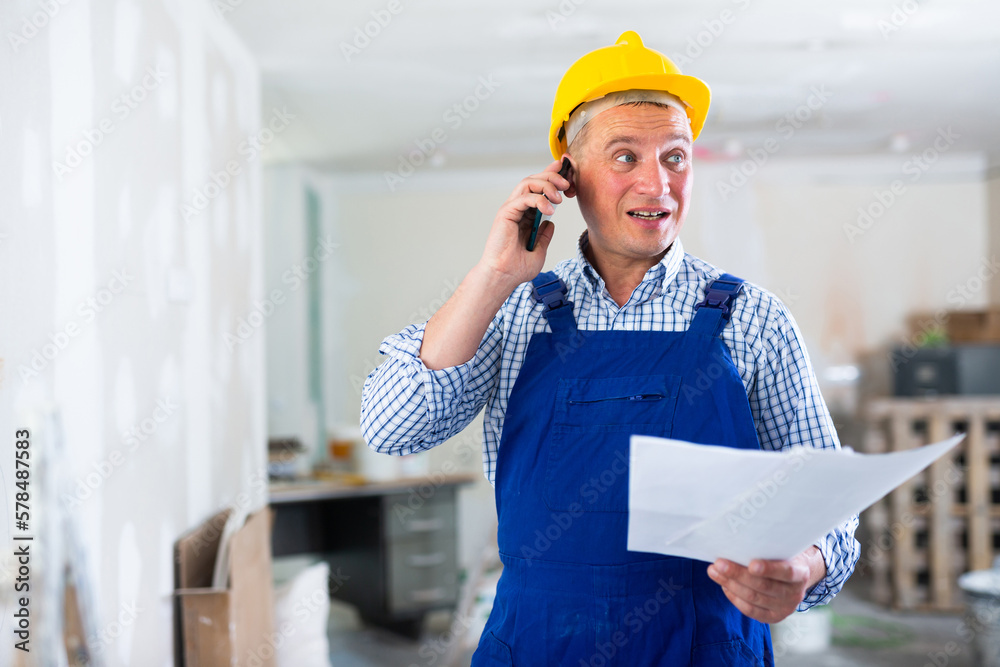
[328,577,984,666]
[328,606,478,666]
[777,578,975,667]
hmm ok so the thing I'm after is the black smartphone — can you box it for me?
[526,157,572,251]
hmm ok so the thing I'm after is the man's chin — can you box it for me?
[591,239,674,264]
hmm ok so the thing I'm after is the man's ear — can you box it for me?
[561,153,578,198]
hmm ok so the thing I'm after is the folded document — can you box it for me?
[627,434,964,565]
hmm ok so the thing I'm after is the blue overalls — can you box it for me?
[471,272,774,666]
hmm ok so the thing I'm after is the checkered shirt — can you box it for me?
[361,234,860,610]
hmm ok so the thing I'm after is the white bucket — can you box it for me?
[958,569,1000,667]
[770,606,832,655]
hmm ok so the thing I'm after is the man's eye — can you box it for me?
[615,154,635,163]
[667,154,684,163]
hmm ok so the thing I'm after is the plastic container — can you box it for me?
[770,606,831,655]
[958,568,1000,666]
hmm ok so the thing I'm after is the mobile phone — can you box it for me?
[526,157,572,251]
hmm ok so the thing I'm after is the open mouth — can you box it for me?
[627,210,669,221]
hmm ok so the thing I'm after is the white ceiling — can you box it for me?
[224,0,1000,172]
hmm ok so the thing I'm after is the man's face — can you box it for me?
[570,103,693,268]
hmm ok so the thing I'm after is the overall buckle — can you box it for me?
[695,278,744,321]
[531,277,569,311]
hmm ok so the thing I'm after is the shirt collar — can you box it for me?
[573,231,685,299]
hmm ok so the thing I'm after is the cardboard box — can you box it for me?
[175,507,275,667]
[947,308,1000,343]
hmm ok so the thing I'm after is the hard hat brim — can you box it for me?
[549,73,711,160]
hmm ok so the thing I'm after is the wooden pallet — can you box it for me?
[863,397,1000,611]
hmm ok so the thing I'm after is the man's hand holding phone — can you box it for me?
[477,157,574,295]
[420,158,574,370]
[527,157,573,252]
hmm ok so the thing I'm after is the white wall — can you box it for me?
[0,1,264,664]
[687,154,990,361]
[990,173,1000,307]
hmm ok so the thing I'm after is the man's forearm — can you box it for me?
[420,160,568,369]
[420,262,520,370]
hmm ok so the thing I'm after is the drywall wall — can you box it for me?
[990,172,1000,307]
[0,0,265,664]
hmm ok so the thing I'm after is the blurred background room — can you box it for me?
[1,0,1000,665]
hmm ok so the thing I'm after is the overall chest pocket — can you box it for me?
[544,375,681,513]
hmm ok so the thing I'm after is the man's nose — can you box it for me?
[633,160,669,197]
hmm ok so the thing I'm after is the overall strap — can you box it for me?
[531,272,577,336]
[688,273,745,337]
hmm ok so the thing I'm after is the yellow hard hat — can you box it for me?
[548,30,711,159]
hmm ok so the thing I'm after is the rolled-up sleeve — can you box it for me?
[747,291,861,611]
[361,313,504,456]
[803,514,861,609]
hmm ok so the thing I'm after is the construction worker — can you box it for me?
[361,31,859,665]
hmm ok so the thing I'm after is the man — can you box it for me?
[362,31,858,665]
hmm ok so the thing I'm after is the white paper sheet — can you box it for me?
[627,434,964,565]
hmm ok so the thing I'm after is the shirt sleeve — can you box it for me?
[360,312,504,456]
[747,292,861,611]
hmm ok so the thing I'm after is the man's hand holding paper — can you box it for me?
[627,433,965,622]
